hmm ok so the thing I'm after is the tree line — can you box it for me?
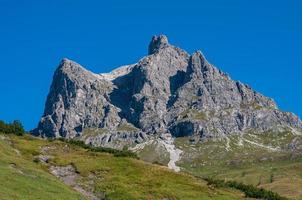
[0,120,25,136]
[204,177,287,200]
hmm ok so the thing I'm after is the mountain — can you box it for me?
[32,35,302,145]
[27,35,302,199]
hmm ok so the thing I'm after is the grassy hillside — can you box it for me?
[0,133,253,200]
[174,131,302,200]
[0,134,86,200]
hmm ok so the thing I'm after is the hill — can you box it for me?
[0,132,257,200]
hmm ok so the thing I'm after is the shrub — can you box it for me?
[205,177,287,200]
[33,157,40,163]
[60,138,138,159]
[0,120,25,136]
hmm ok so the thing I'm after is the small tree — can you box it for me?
[0,120,7,133]
[11,120,25,136]
[0,120,25,136]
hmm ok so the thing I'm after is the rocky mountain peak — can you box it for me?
[33,35,302,149]
[148,34,170,54]
[59,58,81,70]
[56,58,102,84]
[58,58,87,74]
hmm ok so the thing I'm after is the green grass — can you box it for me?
[82,128,109,137]
[116,123,139,132]
[0,135,86,200]
[174,132,302,200]
[62,139,138,158]
[205,178,286,200]
[180,109,207,121]
[137,140,170,165]
[0,134,252,200]
[2,130,298,199]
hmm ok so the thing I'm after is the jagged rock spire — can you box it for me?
[148,35,169,55]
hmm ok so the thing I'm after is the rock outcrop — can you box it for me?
[32,35,302,148]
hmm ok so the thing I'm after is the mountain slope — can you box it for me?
[0,134,86,200]
[174,130,302,199]
[0,133,254,200]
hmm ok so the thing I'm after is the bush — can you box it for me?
[205,177,287,200]
[60,138,138,159]
[33,157,40,163]
[0,120,25,136]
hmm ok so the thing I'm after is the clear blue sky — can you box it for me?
[0,0,301,131]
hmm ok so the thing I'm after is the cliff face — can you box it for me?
[33,35,302,147]
[33,59,116,138]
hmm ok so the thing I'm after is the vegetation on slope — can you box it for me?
[174,132,302,200]
[205,177,287,200]
[0,120,25,136]
[0,134,86,200]
[0,132,251,200]
[0,119,296,200]
[60,138,138,158]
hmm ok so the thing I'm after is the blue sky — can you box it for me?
[0,0,301,130]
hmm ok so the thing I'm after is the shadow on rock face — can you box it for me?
[169,121,196,137]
